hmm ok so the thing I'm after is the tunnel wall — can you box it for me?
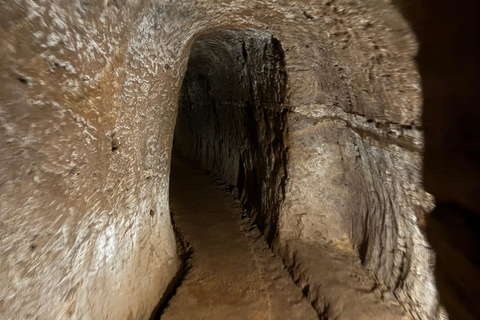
[0,0,450,319]
[0,2,181,319]
[174,30,287,243]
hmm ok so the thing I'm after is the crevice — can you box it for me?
[16,76,28,85]
[110,132,119,152]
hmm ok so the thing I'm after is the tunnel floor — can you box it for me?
[158,157,317,320]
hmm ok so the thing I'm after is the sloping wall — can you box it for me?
[0,2,180,319]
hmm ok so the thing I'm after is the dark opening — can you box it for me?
[172,29,288,242]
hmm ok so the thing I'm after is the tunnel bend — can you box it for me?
[172,29,288,243]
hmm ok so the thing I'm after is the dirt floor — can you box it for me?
[156,158,318,320]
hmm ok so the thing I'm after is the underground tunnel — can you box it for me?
[158,28,438,319]
[172,30,288,242]
[153,29,308,318]
[1,1,480,320]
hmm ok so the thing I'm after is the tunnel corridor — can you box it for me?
[2,1,480,320]
[153,30,314,318]
[156,29,411,319]
[172,29,288,243]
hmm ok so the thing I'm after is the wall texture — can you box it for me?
[0,1,180,319]
[0,0,451,319]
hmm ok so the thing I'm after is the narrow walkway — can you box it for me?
[159,158,318,320]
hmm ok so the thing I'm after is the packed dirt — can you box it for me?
[156,158,318,320]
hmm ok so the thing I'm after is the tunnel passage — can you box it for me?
[173,30,288,242]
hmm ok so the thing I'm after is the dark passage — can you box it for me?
[154,30,315,319]
[173,29,288,243]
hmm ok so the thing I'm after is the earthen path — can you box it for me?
[158,158,317,320]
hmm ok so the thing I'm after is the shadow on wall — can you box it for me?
[172,29,288,244]
[395,0,480,319]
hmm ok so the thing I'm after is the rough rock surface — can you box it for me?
[0,0,450,319]
[0,1,180,319]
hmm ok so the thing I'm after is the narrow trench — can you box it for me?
[151,30,320,319]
